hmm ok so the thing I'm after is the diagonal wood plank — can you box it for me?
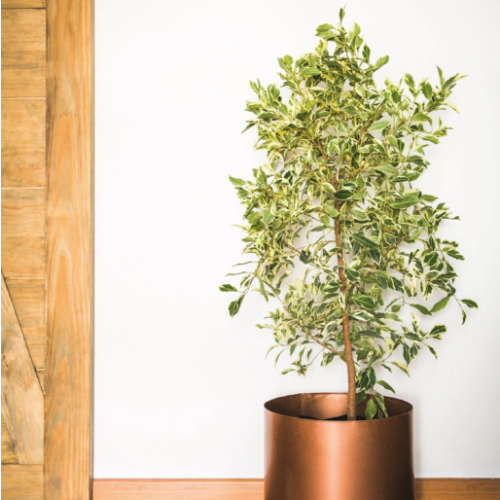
[1,274,44,464]
[2,414,18,464]
[6,279,46,374]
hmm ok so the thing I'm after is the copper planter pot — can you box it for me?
[264,393,414,500]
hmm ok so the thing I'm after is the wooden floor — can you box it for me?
[93,479,500,500]
[4,477,498,499]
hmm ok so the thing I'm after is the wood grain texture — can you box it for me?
[93,479,500,500]
[45,0,94,498]
[415,479,500,499]
[5,279,46,372]
[1,9,46,97]
[2,98,46,187]
[2,0,46,8]
[35,369,45,393]
[93,480,264,500]
[1,275,44,464]
[1,188,46,279]
[2,414,18,464]
[1,465,43,500]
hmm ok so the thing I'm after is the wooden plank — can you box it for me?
[2,414,18,464]
[93,480,264,500]
[1,188,46,279]
[1,9,46,97]
[45,0,94,498]
[35,369,45,393]
[1,275,44,464]
[415,479,500,499]
[5,279,46,372]
[93,479,500,500]
[1,465,43,500]
[2,0,46,8]
[2,98,46,188]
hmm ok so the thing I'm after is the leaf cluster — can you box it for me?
[221,9,476,418]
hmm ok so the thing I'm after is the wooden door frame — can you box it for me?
[45,0,94,498]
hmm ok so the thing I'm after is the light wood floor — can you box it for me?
[93,478,500,500]
[3,475,498,498]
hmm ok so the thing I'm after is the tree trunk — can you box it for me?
[334,202,357,421]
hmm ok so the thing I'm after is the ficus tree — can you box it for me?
[220,8,477,421]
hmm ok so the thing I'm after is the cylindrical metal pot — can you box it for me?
[265,393,414,500]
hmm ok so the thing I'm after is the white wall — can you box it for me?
[95,0,500,478]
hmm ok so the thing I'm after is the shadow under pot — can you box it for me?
[264,393,414,500]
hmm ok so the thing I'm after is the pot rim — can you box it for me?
[264,392,413,423]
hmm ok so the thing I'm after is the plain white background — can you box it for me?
[95,0,500,478]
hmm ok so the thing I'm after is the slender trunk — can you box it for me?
[318,138,357,420]
[334,200,357,421]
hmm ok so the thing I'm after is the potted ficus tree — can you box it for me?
[221,8,477,500]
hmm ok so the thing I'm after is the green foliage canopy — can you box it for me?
[221,10,476,418]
